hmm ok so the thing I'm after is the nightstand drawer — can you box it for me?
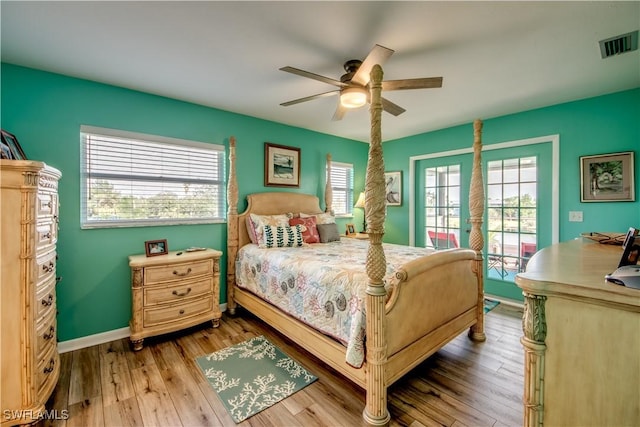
[143,296,213,327]
[36,221,57,251]
[144,277,213,306]
[144,259,213,284]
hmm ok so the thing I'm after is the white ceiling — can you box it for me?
[2,1,639,142]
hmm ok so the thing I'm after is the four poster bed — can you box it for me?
[225,65,486,425]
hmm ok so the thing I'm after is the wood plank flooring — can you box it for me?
[42,304,524,427]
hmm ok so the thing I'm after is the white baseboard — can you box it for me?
[57,303,227,353]
[485,294,524,309]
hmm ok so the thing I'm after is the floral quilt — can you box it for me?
[235,238,434,367]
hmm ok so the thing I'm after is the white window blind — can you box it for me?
[80,126,225,228]
[329,161,354,216]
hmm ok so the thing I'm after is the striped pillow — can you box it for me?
[261,224,304,248]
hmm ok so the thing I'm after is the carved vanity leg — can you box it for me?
[521,292,547,427]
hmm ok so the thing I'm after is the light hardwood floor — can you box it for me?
[41,304,524,427]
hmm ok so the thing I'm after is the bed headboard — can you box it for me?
[237,192,323,248]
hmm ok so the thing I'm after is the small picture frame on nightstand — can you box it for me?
[145,239,168,257]
[346,223,356,235]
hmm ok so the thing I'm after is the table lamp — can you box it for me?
[354,192,366,232]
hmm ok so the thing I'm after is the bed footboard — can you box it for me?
[386,249,481,356]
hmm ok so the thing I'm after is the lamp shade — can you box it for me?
[340,87,367,109]
[354,192,366,208]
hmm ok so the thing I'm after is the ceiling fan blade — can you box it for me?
[351,44,394,86]
[280,90,339,107]
[332,103,348,121]
[381,97,406,116]
[382,77,443,91]
[280,66,346,87]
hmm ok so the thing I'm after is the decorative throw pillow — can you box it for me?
[261,224,304,248]
[300,212,335,224]
[289,216,320,244]
[248,213,291,246]
[317,223,341,243]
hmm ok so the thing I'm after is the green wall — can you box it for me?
[2,62,638,341]
[382,88,640,245]
[1,63,368,341]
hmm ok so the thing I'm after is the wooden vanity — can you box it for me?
[515,238,640,427]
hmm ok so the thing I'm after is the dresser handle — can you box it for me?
[43,326,55,340]
[42,262,54,273]
[44,201,53,209]
[173,268,192,277]
[179,309,185,315]
[43,358,55,374]
[42,294,53,306]
[172,287,192,297]
[56,276,63,283]
[43,232,51,239]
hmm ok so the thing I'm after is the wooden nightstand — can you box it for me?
[128,248,222,350]
[341,233,370,240]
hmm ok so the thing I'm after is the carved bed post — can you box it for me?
[325,153,333,214]
[468,119,487,342]
[226,136,238,315]
[363,64,390,426]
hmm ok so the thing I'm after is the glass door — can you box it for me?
[415,141,554,301]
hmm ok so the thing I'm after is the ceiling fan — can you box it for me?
[279,44,443,121]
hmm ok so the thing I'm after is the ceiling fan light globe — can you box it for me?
[340,87,367,109]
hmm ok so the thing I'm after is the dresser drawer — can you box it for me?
[36,344,59,397]
[37,191,56,217]
[36,310,57,362]
[36,277,56,320]
[144,277,213,306]
[36,220,57,250]
[143,296,213,327]
[144,259,213,284]
[36,251,56,283]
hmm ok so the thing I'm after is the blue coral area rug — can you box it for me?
[484,298,500,313]
[196,335,317,423]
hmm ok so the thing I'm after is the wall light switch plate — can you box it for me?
[569,211,583,222]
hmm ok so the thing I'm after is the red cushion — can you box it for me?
[289,216,320,244]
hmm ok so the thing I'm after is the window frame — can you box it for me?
[328,161,355,217]
[80,125,226,229]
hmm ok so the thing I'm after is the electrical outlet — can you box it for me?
[569,211,583,222]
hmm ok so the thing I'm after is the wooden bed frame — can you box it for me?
[225,65,486,425]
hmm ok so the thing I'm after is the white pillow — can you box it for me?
[300,212,335,224]
[261,224,304,248]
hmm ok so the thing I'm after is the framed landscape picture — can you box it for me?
[264,143,300,187]
[580,151,635,202]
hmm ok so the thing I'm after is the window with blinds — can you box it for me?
[80,126,225,228]
[329,162,354,216]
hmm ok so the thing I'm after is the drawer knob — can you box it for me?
[43,326,55,340]
[44,201,53,209]
[172,287,192,297]
[179,309,185,315]
[42,262,54,273]
[173,268,192,277]
[43,358,55,374]
[42,294,53,306]
[43,232,52,239]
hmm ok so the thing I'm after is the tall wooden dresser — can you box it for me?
[1,160,62,426]
[516,239,640,427]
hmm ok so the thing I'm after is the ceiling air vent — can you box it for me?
[599,31,638,59]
